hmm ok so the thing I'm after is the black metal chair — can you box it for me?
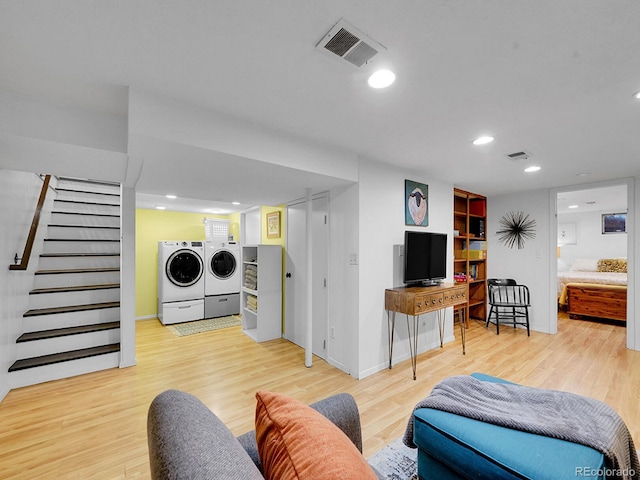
[486,278,531,336]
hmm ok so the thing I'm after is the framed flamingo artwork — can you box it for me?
[405,179,429,226]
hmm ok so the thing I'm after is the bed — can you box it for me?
[558,258,627,323]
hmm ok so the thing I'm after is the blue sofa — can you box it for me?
[412,373,606,480]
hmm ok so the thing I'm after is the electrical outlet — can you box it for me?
[349,253,358,265]
[330,326,335,339]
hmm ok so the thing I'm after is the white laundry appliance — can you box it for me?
[204,239,241,318]
[158,241,205,325]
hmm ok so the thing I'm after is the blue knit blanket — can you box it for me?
[403,375,639,480]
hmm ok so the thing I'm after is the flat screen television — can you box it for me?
[403,231,447,286]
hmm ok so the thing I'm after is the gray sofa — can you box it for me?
[147,389,380,479]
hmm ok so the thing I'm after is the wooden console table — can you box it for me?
[385,283,467,380]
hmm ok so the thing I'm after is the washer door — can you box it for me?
[166,249,203,287]
[210,250,237,280]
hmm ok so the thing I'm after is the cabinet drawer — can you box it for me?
[428,293,445,309]
[414,294,432,314]
[451,287,467,305]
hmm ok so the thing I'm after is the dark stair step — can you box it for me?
[30,283,120,294]
[54,199,120,207]
[17,322,120,342]
[40,253,120,258]
[44,238,120,242]
[35,267,120,275]
[9,343,120,372]
[24,301,120,317]
[57,176,120,187]
[55,187,120,197]
[51,211,120,218]
[48,224,120,229]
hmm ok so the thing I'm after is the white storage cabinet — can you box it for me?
[241,245,282,342]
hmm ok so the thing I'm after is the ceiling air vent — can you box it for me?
[507,151,530,161]
[316,18,386,67]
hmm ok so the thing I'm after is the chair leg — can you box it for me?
[486,307,493,329]
[525,307,530,336]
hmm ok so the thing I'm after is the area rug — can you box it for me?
[368,437,418,480]
[367,439,640,480]
[167,315,241,337]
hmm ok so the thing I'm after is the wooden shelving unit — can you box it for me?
[453,188,487,322]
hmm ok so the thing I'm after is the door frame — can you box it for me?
[549,177,636,350]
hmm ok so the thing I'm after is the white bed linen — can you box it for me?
[557,271,627,297]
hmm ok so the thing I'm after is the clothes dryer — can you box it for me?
[204,240,240,318]
[158,241,205,324]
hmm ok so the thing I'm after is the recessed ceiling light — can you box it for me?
[524,165,541,173]
[568,205,579,209]
[368,69,396,89]
[156,205,166,210]
[472,136,494,145]
[232,201,240,205]
[575,172,591,177]
[166,194,177,199]
[634,91,640,100]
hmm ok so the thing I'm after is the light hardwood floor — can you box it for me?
[1,314,638,479]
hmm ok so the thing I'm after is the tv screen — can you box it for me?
[403,231,447,286]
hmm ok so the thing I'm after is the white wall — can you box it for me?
[631,180,638,351]
[0,171,47,400]
[0,90,127,154]
[0,90,129,185]
[557,210,627,267]
[489,178,638,353]
[327,183,359,374]
[487,189,553,334]
[119,186,137,368]
[128,90,359,183]
[357,159,455,379]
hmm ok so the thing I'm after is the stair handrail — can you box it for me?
[9,174,51,271]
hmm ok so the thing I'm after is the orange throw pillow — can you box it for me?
[255,391,378,480]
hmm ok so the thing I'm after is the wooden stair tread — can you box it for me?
[30,283,120,294]
[51,211,119,218]
[24,301,120,317]
[54,199,120,207]
[40,253,120,257]
[44,238,120,242]
[17,322,120,342]
[48,224,120,229]
[35,267,119,275]
[55,187,120,197]
[8,343,120,372]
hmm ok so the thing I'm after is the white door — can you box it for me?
[284,194,328,359]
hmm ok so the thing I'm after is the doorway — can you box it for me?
[551,179,635,349]
[284,193,329,360]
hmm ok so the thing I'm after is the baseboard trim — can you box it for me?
[0,385,9,403]
[136,314,157,321]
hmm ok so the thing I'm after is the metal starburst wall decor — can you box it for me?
[496,211,537,249]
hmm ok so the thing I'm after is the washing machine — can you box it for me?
[158,241,205,325]
[204,239,241,318]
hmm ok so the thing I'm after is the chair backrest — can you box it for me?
[487,280,530,306]
[487,278,517,287]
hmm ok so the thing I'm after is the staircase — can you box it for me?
[9,177,121,383]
